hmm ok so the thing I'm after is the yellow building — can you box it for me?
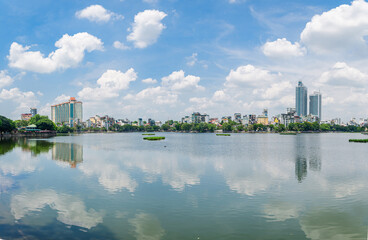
[257,116,269,125]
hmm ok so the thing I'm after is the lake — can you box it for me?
[0,133,367,239]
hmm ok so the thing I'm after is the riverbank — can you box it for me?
[0,131,56,139]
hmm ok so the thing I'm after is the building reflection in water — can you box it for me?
[294,134,321,183]
[52,142,83,168]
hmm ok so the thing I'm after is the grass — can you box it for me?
[142,133,155,135]
[216,134,231,136]
[143,136,165,141]
[349,139,368,143]
[280,132,297,135]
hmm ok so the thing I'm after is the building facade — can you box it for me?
[51,97,82,127]
[30,108,37,116]
[296,81,308,117]
[309,91,322,120]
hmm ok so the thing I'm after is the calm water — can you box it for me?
[0,133,368,239]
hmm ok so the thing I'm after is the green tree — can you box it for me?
[320,123,331,132]
[181,123,192,132]
[312,122,320,131]
[14,120,29,128]
[161,124,170,131]
[0,115,16,133]
[236,125,244,132]
[29,114,48,125]
[222,123,233,132]
[36,118,56,131]
[275,124,286,132]
[208,124,216,132]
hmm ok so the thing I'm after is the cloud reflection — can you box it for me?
[11,189,103,229]
[129,213,165,240]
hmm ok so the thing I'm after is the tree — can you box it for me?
[57,125,73,133]
[0,115,16,133]
[236,125,244,132]
[222,123,233,132]
[14,120,29,128]
[320,123,331,132]
[161,124,170,131]
[181,123,191,132]
[275,124,286,132]
[36,119,56,131]
[208,124,216,132]
[29,114,48,125]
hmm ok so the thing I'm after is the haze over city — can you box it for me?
[1,0,368,122]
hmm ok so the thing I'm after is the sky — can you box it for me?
[0,0,367,122]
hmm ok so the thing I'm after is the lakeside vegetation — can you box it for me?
[143,136,165,141]
[349,139,368,143]
[216,134,231,136]
[1,115,367,135]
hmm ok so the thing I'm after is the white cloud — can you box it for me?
[78,68,137,101]
[127,10,167,48]
[0,71,13,88]
[113,41,130,50]
[319,62,368,87]
[11,189,103,229]
[301,0,368,55]
[225,64,279,88]
[260,81,293,99]
[263,202,301,222]
[0,88,39,115]
[8,32,103,73]
[142,78,157,84]
[186,53,198,66]
[54,94,71,103]
[124,86,178,105]
[76,5,123,23]
[162,70,204,91]
[262,38,306,58]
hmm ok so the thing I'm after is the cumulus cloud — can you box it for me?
[142,78,157,84]
[319,62,368,87]
[162,70,204,91]
[0,88,39,114]
[124,86,178,105]
[263,38,306,58]
[127,10,167,48]
[76,5,123,23]
[225,64,279,88]
[78,68,137,100]
[8,32,103,73]
[113,41,130,50]
[0,70,13,88]
[301,0,368,55]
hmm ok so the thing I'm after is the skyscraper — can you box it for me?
[51,97,83,127]
[309,91,322,120]
[296,81,308,116]
[30,108,37,116]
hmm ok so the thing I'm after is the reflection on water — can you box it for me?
[11,189,103,229]
[52,142,83,168]
[294,135,322,182]
[0,133,367,239]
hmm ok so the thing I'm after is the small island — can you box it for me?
[143,136,165,141]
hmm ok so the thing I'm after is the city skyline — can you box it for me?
[1,0,368,122]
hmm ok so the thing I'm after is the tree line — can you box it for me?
[1,115,366,134]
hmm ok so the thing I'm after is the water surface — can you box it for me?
[0,133,367,239]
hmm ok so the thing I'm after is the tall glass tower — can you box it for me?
[309,91,322,120]
[296,81,308,116]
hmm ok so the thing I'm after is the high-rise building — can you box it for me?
[309,91,322,120]
[296,81,308,116]
[51,97,82,127]
[30,108,37,116]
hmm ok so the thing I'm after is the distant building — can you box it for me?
[234,113,242,123]
[263,109,268,117]
[309,91,322,120]
[21,113,32,121]
[138,118,143,126]
[296,81,308,116]
[191,112,209,124]
[30,108,37,116]
[248,114,257,125]
[51,97,82,127]
[181,116,191,124]
[257,116,269,125]
[281,108,296,127]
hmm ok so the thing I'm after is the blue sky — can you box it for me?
[0,0,366,122]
